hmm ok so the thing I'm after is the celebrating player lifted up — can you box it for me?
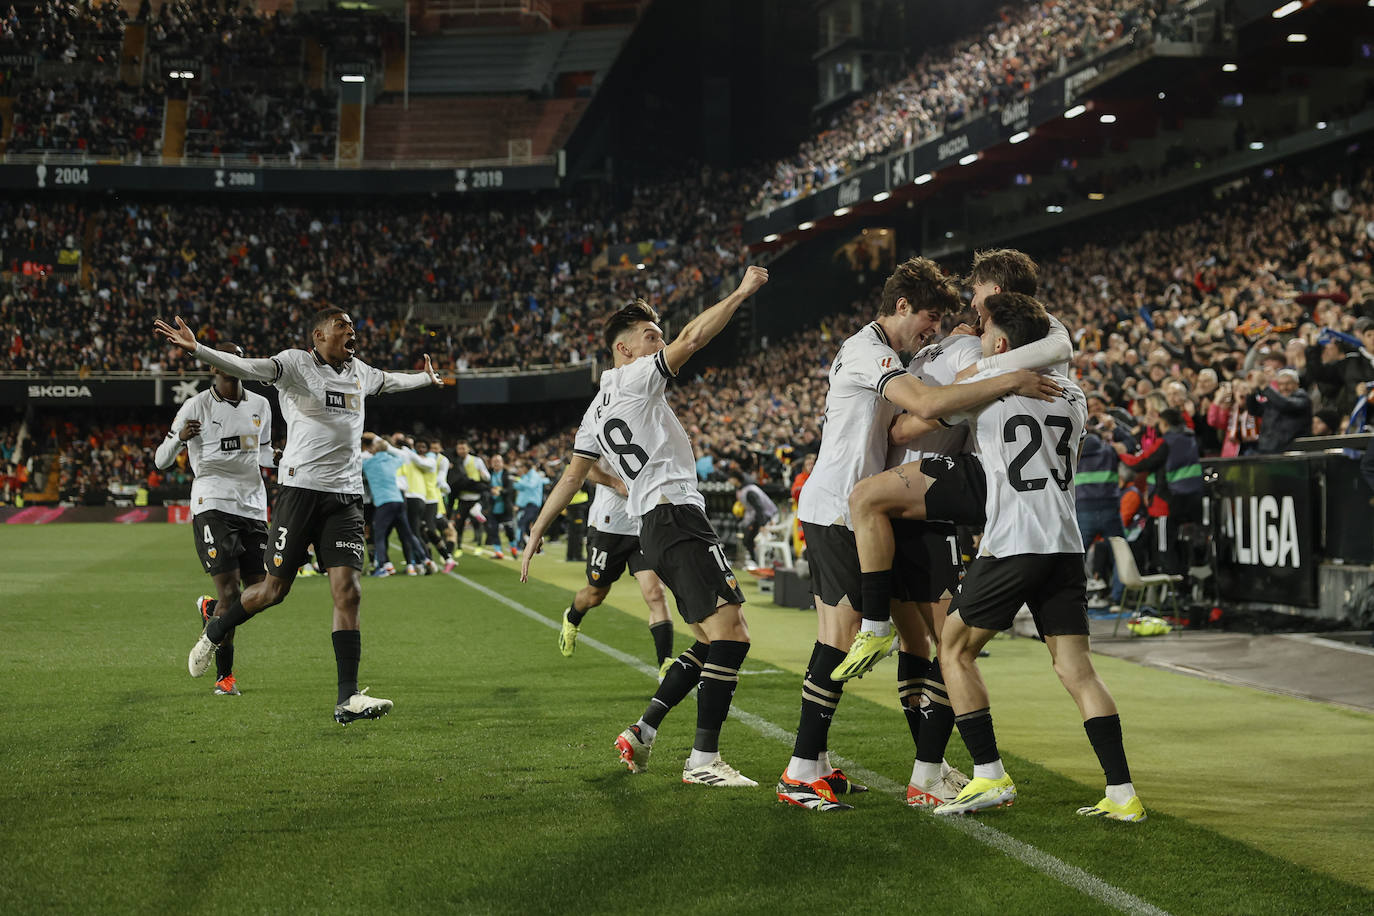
[520,266,768,788]
[154,308,442,725]
[780,256,1061,811]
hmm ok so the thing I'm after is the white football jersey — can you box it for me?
[798,322,905,529]
[959,368,1087,557]
[887,334,980,467]
[574,350,702,517]
[157,387,273,520]
[588,458,639,537]
[271,349,391,495]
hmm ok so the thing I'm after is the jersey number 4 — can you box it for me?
[597,419,648,481]
[1003,414,1074,492]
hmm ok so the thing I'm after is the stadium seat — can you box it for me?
[1108,536,1182,637]
[754,510,795,571]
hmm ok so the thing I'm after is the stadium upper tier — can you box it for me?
[751,0,1168,210]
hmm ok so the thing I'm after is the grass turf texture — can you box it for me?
[0,525,1368,915]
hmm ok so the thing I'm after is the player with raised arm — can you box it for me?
[930,292,1146,822]
[154,342,277,697]
[839,249,1073,806]
[520,266,768,788]
[837,248,1073,681]
[154,308,441,724]
[780,256,1061,812]
[557,458,675,674]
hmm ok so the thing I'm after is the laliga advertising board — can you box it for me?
[1211,458,1319,608]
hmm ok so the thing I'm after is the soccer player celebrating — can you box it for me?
[154,342,277,697]
[840,249,1073,806]
[520,266,768,788]
[154,308,442,724]
[557,457,674,674]
[781,256,1060,811]
[931,292,1145,822]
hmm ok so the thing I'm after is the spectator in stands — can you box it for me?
[1248,369,1312,454]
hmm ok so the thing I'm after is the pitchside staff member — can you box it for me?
[154,342,278,698]
[556,457,674,673]
[520,266,769,789]
[155,308,441,725]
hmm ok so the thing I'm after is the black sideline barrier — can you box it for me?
[1205,449,1373,612]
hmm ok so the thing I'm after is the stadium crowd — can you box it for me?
[0,0,395,159]
[751,0,1177,210]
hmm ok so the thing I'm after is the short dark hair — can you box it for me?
[312,306,348,340]
[983,292,1050,350]
[878,256,960,318]
[1160,408,1184,428]
[216,341,245,358]
[967,248,1039,295]
[602,298,659,353]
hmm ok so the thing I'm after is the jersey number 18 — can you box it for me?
[598,419,648,480]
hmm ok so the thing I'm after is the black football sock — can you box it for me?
[955,707,1000,766]
[1084,714,1132,785]
[649,621,674,665]
[641,641,708,729]
[205,597,251,643]
[860,569,893,623]
[332,629,361,705]
[215,639,235,681]
[898,651,933,749]
[694,639,749,755]
[916,657,956,764]
[566,603,587,626]
[792,642,846,759]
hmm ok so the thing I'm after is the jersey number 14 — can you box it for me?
[1004,413,1074,492]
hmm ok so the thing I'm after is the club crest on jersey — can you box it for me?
[207,548,217,559]
[325,391,360,411]
[252,413,262,428]
[590,571,601,581]
[726,574,738,590]
[273,553,283,568]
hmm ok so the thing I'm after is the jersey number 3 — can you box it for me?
[598,419,648,481]
[1003,414,1074,492]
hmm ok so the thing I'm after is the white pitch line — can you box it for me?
[442,565,1172,916]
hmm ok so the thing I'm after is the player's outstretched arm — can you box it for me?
[973,314,1073,374]
[153,315,281,382]
[376,354,444,394]
[661,265,768,376]
[519,454,596,582]
[885,369,1061,421]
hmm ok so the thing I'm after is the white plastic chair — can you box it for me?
[754,509,795,571]
[1107,536,1182,637]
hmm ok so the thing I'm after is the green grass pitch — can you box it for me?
[1,525,1371,914]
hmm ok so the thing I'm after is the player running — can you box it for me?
[154,308,441,724]
[780,256,1061,812]
[520,266,769,788]
[931,292,1146,822]
[557,458,675,674]
[154,342,277,698]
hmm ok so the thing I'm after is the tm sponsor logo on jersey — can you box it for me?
[1221,495,1301,568]
[325,390,360,411]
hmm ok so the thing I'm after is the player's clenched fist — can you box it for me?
[737,264,769,297]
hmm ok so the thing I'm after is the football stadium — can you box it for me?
[3,0,1374,912]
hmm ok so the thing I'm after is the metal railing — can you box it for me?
[0,150,557,170]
